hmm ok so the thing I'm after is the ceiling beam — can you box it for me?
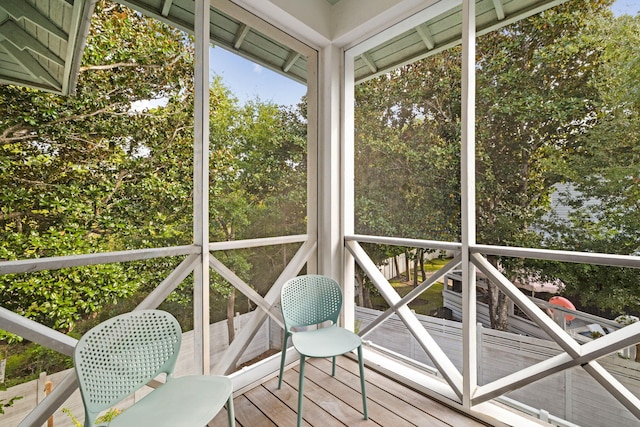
[0,21,64,66]
[282,51,300,73]
[233,23,250,49]
[360,52,377,73]
[1,40,59,89]
[492,0,506,20]
[161,0,174,17]
[415,23,435,50]
[0,0,68,42]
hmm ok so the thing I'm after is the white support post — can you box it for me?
[193,0,210,375]
[342,47,356,330]
[477,323,484,385]
[306,41,319,276]
[317,44,342,280]
[461,0,477,409]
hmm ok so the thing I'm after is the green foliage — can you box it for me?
[1,10,307,340]
[63,406,121,426]
[0,0,195,333]
[62,408,82,427]
[355,51,462,243]
[0,393,22,416]
[475,0,613,247]
[353,0,640,317]
[2,343,73,387]
[536,12,640,313]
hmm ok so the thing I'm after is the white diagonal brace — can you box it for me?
[359,253,461,337]
[212,239,317,375]
[474,321,640,403]
[209,254,284,328]
[347,240,463,398]
[136,254,199,310]
[0,306,77,356]
[472,253,582,357]
[17,370,78,427]
[583,361,640,420]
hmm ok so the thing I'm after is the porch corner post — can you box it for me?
[193,0,210,375]
[318,43,352,327]
[461,0,477,408]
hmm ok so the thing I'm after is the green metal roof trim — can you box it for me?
[354,0,567,83]
[0,0,567,94]
[0,0,96,95]
[117,0,308,84]
[115,0,565,86]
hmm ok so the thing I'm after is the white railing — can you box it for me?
[0,234,310,426]
[4,232,640,425]
[345,233,640,424]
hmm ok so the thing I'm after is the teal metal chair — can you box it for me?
[74,310,235,427]
[277,275,367,426]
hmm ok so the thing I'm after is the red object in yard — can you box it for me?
[549,296,576,321]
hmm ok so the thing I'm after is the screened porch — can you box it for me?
[1,1,640,427]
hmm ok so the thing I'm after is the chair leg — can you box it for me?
[226,395,235,427]
[297,355,306,427]
[331,355,336,376]
[278,331,290,389]
[358,345,368,420]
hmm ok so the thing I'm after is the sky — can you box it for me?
[210,47,306,107]
[612,0,640,15]
[207,1,637,108]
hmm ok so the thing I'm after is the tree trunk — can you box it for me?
[283,245,287,268]
[413,256,418,287]
[226,288,236,344]
[635,343,640,363]
[355,270,364,307]
[404,251,410,281]
[419,249,426,281]
[487,281,509,331]
[363,285,372,309]
[393,255,400,279]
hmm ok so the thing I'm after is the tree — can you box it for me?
[1,2,308,347]
[0,0,194,333]
[473,0,613,329]
[353,0,617,329]
[538,13,640,315]
[355,55,462,243]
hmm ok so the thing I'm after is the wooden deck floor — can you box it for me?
[209,356,489,427]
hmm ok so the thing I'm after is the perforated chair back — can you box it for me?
[280,274,342,332]
[74,310,182,427]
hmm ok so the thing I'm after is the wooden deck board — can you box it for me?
[299,362,409,426]
[284,366,376,426]
[310,358,448,427]
[319,357,485,427]
[209,356,489,427]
